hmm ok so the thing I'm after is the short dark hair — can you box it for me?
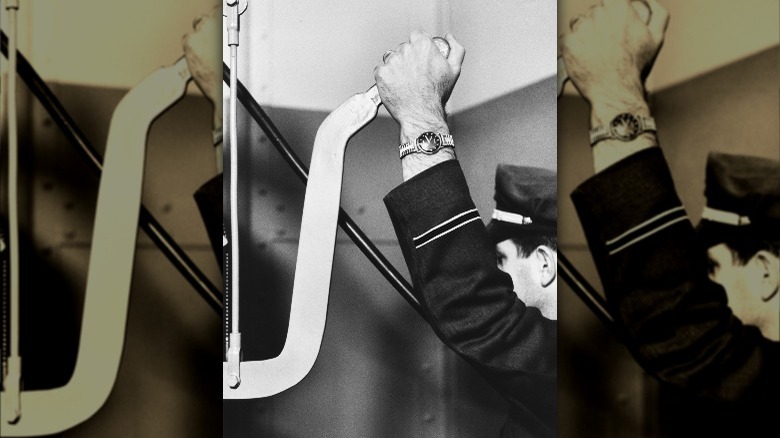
[720,237,780,266]
[511,233,557,258]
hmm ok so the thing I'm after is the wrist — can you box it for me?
[589,95,657,173]
[398,112,448,144]
[397,115,454,182]
[590,96,650,128]
[587,81,648,126]
[401,148,456,182]
[592,133,657,173]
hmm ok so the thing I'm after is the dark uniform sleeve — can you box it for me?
[384,160,556,437]
[571,147,779,403]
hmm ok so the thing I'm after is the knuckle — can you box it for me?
[376,65,391,81]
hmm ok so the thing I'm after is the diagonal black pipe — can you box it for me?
[558,252,621,336]
[223,63,424,315]
[2,31,222,314]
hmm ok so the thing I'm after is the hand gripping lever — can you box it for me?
[557,1,651,97]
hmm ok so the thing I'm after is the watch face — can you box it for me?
[416,132,442,154]
[610,113,641,141]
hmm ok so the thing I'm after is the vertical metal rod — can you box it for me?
[0,31,222,314]
[6,0,20,363]
[3,0,23,422]
[224,1,244,388]
[228,46,239,336]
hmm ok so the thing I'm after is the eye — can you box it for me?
[496,252,506,267]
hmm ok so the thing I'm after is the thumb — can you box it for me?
[630,0,651,24]
[644,0,670,43]
[444,33,466,73]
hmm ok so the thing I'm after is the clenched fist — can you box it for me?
[374,31,465,141]
[561,0,669,106]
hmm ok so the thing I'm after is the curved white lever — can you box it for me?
[0,58,191,436]
[222,91,381,399]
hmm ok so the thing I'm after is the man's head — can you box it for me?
[706,239,779,339]
[699,153,780,340]
[496,233,558,320]
[487,165,557,320]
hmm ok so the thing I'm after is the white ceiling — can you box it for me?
[239,0,778,112]
[4,0,218,95]
[231,0,557,114]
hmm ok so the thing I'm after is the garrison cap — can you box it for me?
[487,164,557,243]
[698,152,780,246]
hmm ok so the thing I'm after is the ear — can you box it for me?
[755,250,780,302]
[536,245,557,288]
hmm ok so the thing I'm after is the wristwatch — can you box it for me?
[589,113,656,146]
[399,132,454,159]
